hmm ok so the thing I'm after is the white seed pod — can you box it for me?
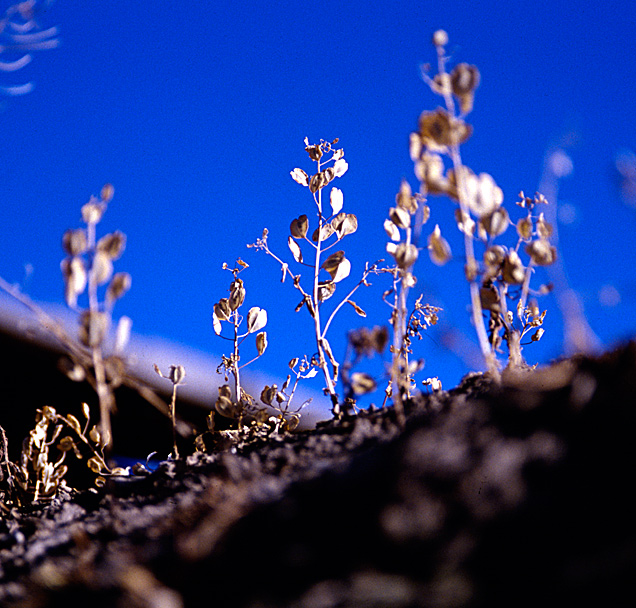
[480,207,509,238]
[333,158,348,178]
[288,236,303,263]
[331,213,358,239]
[92,250,114,286]
[389,206,411,230]
[247,307,267,333]
[384,218,401,241]
[330,187,344,215]
[61,256,87,308]
[290,168,309,186]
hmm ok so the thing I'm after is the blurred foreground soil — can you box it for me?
[1,336,636,607]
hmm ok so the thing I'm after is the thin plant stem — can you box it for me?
[435,43,498,378]
[86,220,114,447]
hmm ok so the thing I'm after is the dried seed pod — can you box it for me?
[256,331,268,355]
[451,63,480,114]
[480,283,500,312]
[517,215,533,240]
[330,188,344,215]
[480,207,509,238]
[97,231,126,260]
[351,372,377,395]
[395,179,417,213]
[312,221,335,243]
[290,215,308,238]
[79,310,109,347]
[215,385,237,418]
[247,307,267,333]
[229,278,245,310]
[536,213,553,238]
[502,250,525,284]
[92,250,114,286]
[418,108,472,151]
[455,209,475,236]
[288,236,303,263]
[107,272,132,304]
[100,183,115,202]
[290,168,309,186]
[214,298,231,321]
[389,206,411,229]
[525,239,556,266]
[317,281,336,302]
[384,218,401,241]
[333,158,348,177]
[305,143,323,161]
[322,250,350,282]
[427,225,451,266]
[331,212,358,238]
[62,228,88,256]
[61,256,87,308]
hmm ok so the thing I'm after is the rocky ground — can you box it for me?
[1,338,636,607]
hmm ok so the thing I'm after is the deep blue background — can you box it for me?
[2,1,635,406]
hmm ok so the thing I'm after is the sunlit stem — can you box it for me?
[312,159,339,415]
[86,219,114,449]
[169,383,180,459]
[435,42,499,379]
[232,312,243,427]
[391,224,413,428]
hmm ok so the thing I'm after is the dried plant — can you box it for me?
[381,179,442,421]
[60,184,132,449]
[409,30,557,376]
[259,355,316,432]
[249,138,382,416]
[211,259,269,429]
[1,404,126,506]
[153,364,186,459]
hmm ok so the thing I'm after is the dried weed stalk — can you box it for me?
[410,30,556,375]
[1,404,126,506]
[250,138,382,416]
[382,179,441,421]
[61,184,132,448]
[203,261,312,447]
[153,364,186,459]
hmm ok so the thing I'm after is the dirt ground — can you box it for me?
[1,340,636,607]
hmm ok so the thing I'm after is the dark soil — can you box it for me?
[2,339,636,607]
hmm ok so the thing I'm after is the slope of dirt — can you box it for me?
[2,341,636,607]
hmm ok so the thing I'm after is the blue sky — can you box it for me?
[2,0,636,408]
